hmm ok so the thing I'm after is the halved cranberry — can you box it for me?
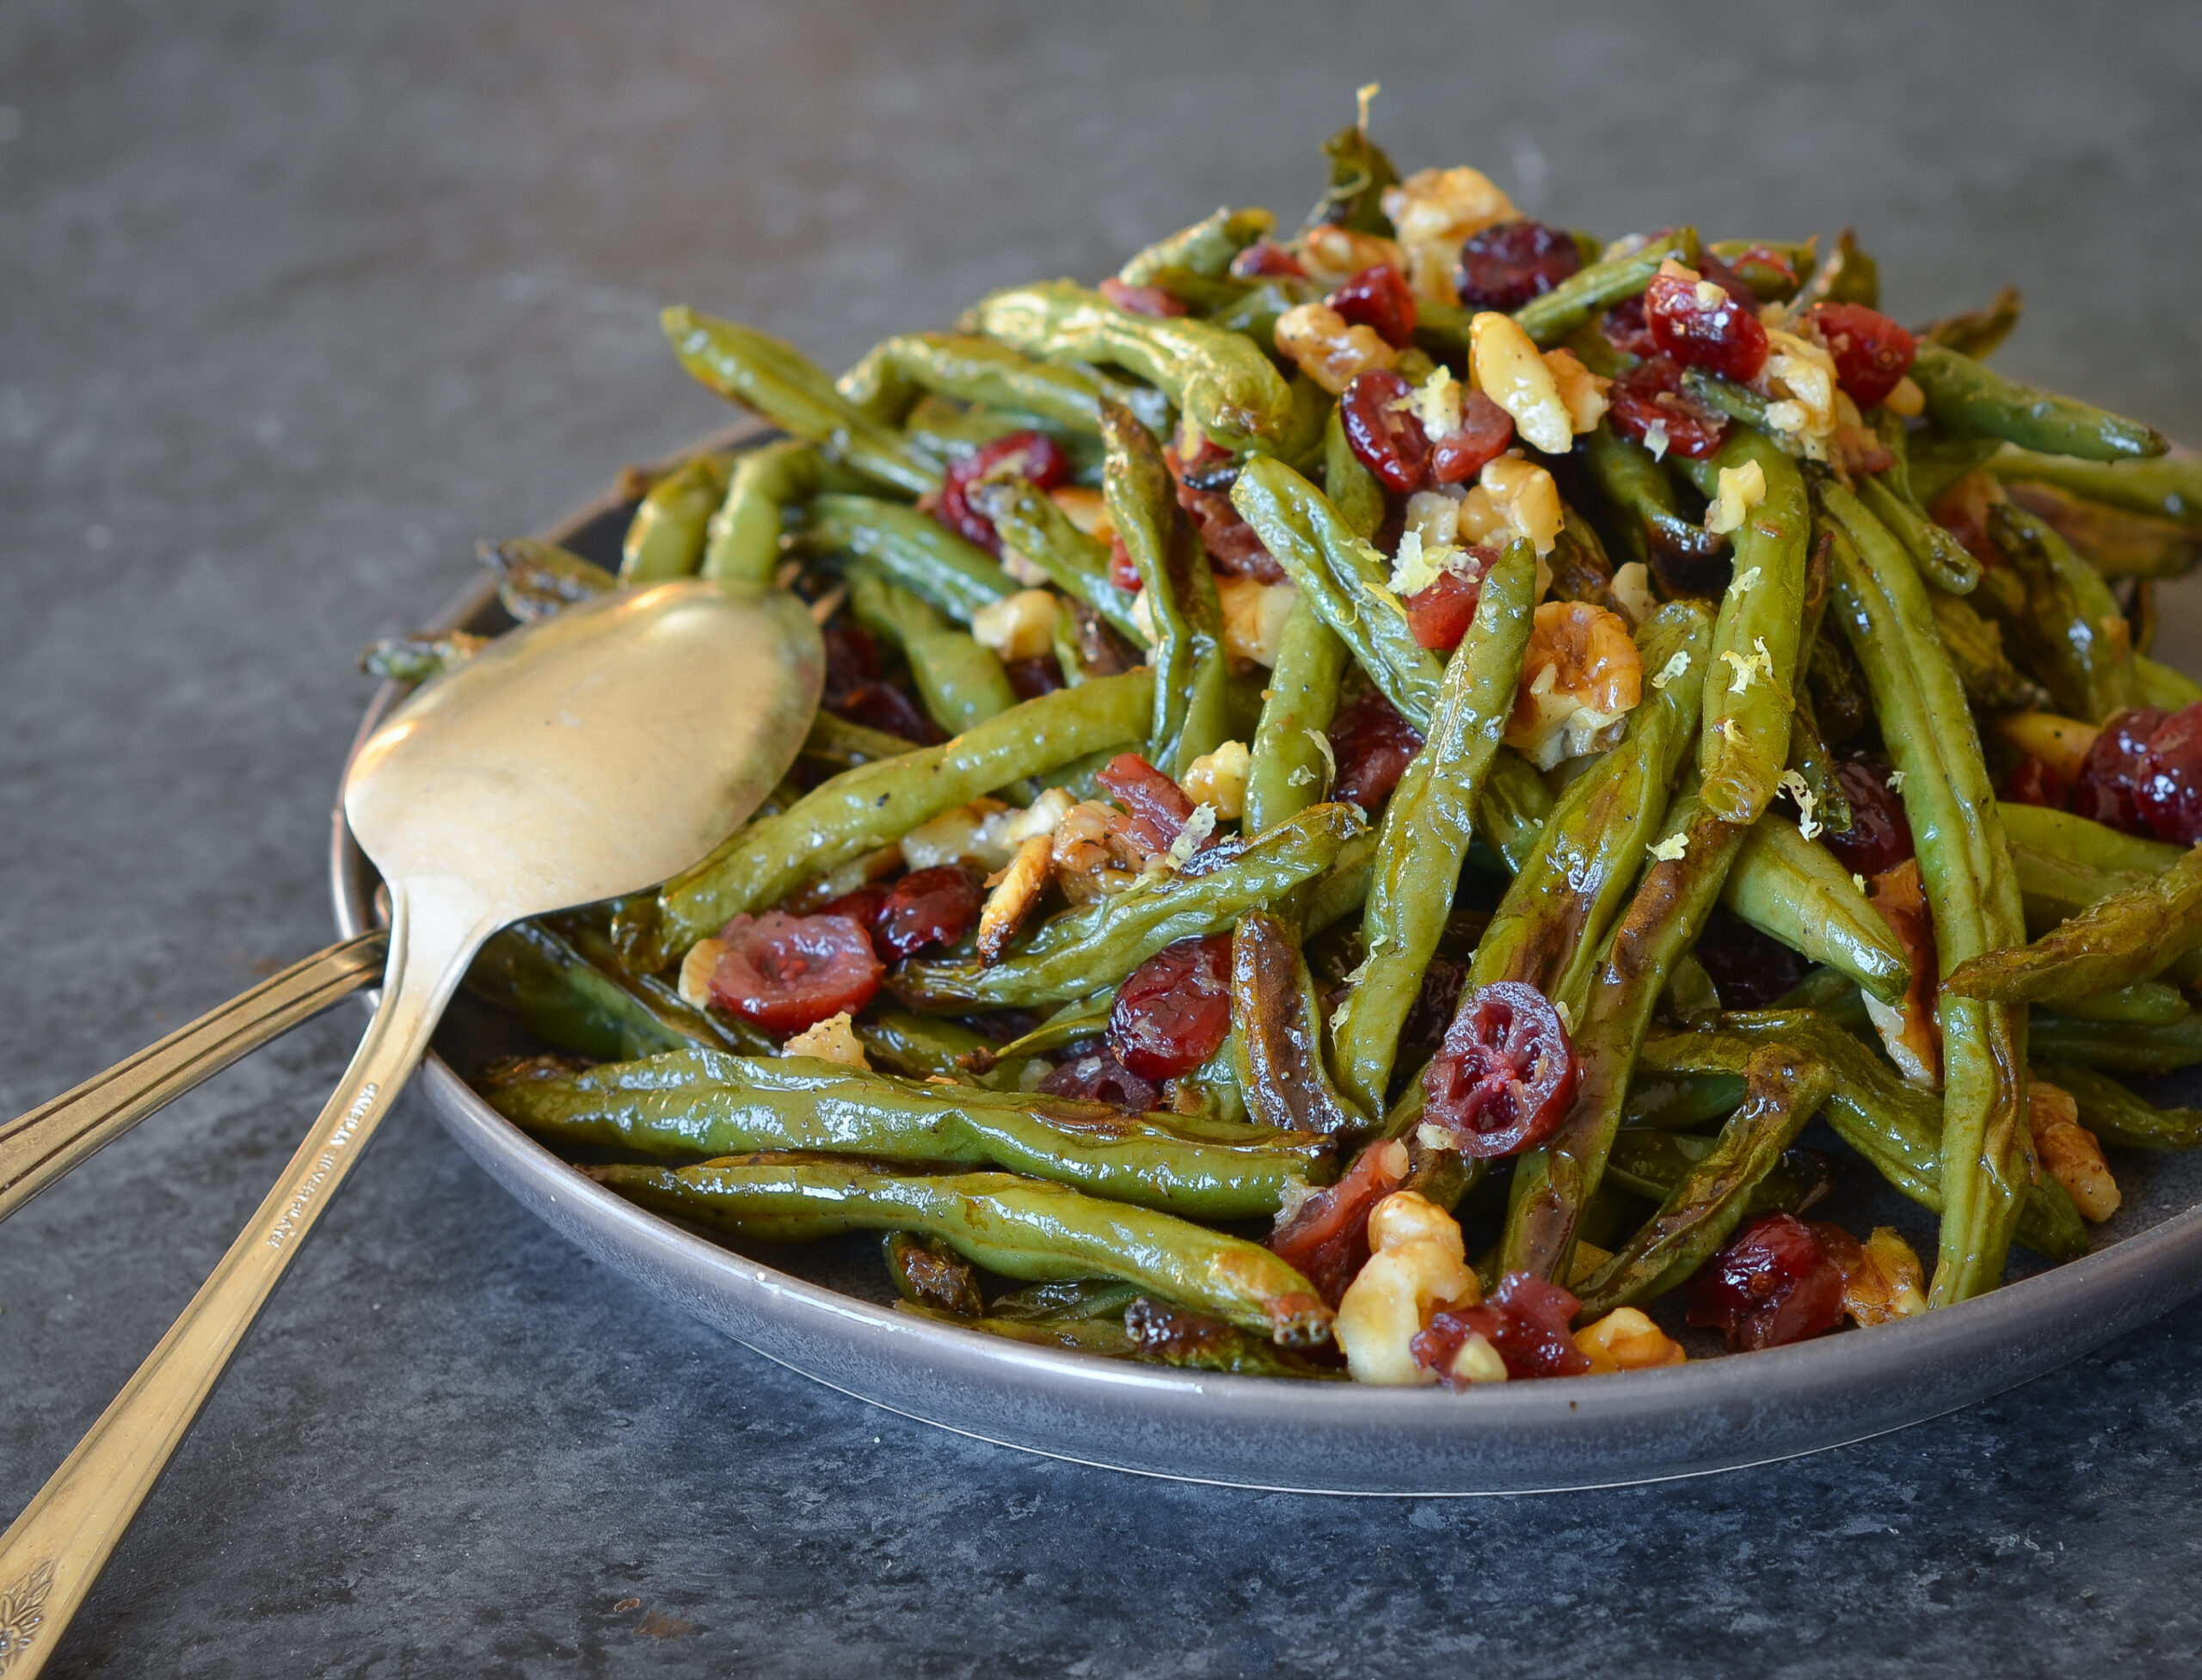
[2073,707,2168,835]
[1340,367,1432,493]
[1096,751,1197,854]
[1693,908,1804,1011]
[1098,276,1189,318]
[708,911,884,1034]
[1599,296,1659,360]
[1822,754,1916,876]
[1805,302,1916,409]
[1685,1212,1846,1351]
[1413,1271,1591,1383]
[1108,932,1235,1082]
[1037,1047,1159,1112]
[2002,754,2069,811]
[938,431,1071,553]
[1230,240,1307,280]
[1606,356,1728,459]
[1402,551,1496,651]
[1455,220,1583,311]
[1326,263,1418,349]
[1328,689,1424,812]
[1268,1138,1410,1307]
[1421,982,1578,1159]
[1430,390,1516,484]
[1644,270,1770,382]
[819,883,894,938]
[2137,702,2202,845]
[876,865,983,960]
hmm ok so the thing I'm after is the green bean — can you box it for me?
[1477,748,1554,873]
[901,395,1108,481]
[1677,369,1773,435]
[1906,433,2007,508]
[1947,844,2202,1006]
[1679,432,1811,825]
[595,1156,1333,1343]
[1321,402,1386,540]
[1825,514,2032,1303]
[2030,1009,2202,1074]
[1602,1129,1833,1213]
[1202,274,1325,356]
[1927,590,2053,714]
[1908,342,2166,463]
[1332,543,1536,1117]
[854,1012,1029,1091]
[1548,506,1624,614]
[1232,912,1368,1135]
[466,921,700,1062]
[1575,1046,1836,1314]
[2046,982,2191,1026]
[2002,800,2183,877]
[489,1049,1329,1220]
[898,1302,1139,1357]
[799,710,925,777]
[847,564,1018,737]
[361,630,486,685]
[1707,239,1815,303]
[1102,401,1231,775]
[704,440,822,584]
[621,452,731,582]
[1244,600,1350,834]
[1581,422,1731,590]
[478,536,614,622]
[889,801,1365,1010]
[1513,229,1700,348]
[1793,228,1879,310]
[1230,457,1445,730]
[2137,654,2202,711]
[1498,789,1750,1279]
[1725,815,1910,1005]
[1307,118,1399,236]
[884,1230,986,1318]
[1984,447,2202,528]
[1298,829,1377,938]
[1980,502,2139,723]
[1116,1295,1345,1378]
[1621,1070,1748,1131]
[969,280,1295,452]
[2036,1061,2202,1151]
[643,670,1153,962]
[804,493,1012,623]
[967,475,1144,642]
[661,305,942,496]
[2009,842,2150,938]
[1999,479,2202,580]
[837,332,1168,436]
[1920,286,2022,360]
[1119,206,1276,286]
[1172,1034,1248,1126]
[1468,602,1712,1014]
[1768,967,1877,1036]
[1858,473,1980,595]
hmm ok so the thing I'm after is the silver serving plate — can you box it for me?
[331,422,2202,1493]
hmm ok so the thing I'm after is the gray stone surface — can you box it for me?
[4,1,2202,1672]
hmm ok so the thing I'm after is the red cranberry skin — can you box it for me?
[938,431,1071,553]
[2001,754,2068,811]
[1401,549,1497,652]
[1823,755,1916,876]
[1037,1047,1159,1112]
[1805,302,1916,409]
[875,865,984,961]
[1606,356,1728,459]
[1429,390,1516,484]
[1326,262,1418,349]
[1108,932,1235,1082]
[1421,982,1578,1159]
[1455,220,1584,311]
[1268,1138,1411,1307]
[1643,270,1770,382]
[819,883,894,938]
[1098,276,1189,318]
[1166,444,1285,582]
[1230,240,1307,280]
[1328,690,1425,812]
[1413,1271,1591,1383]
[708,912,885,1034]
[1096,752,1196,854]
[2072,706,2168,835]
[1340,368,1433,493]
[1107,532,1143,594]
[2137,702,2202,845]
[1599,296,1659,360]
[1686,1212,1847,1351]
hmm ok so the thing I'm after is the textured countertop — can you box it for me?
[6,3,2202,1673]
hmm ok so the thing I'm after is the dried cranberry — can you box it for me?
[1340,367,1432,493]
[1230,240,1306,280]
[1414,1271,1591,1383]
[1421,982,1578,1159]
[1402,551,1496,652]
[1429,390,1516,484]
[1108,932,1235,1082]
[2002,754,2069,811]
[708,911,884,1034]
[1606,355,1728,460]
[1695,249,1762,310]
[1455,220,1583,311]
[1002,654,1065,701]
[938,431,1071,553]
[821,618,882,700]
[1326,262,1418,349]
[1599,296,1659,360]
[875,865,983,960]
[1098,276,1188,318]
[1805,302,1916,409]
[1037,1047,1159,1112]
[830,681,939,745]
[1096,752,1197,854]
[2072,707,2168,836]
[1166,445,1284,582]
[1328,689,1424,812]
[1692,907,1804,1011]
[1822,754,1916,875]
[1268,1138,1410,1306]
[1108,532,1142,594]
[819,883,894,937]
[1396,954,1469,1081]
[1686,1212,1847,1351]
[2137,702,2202,845]
[1644,269,1770,382]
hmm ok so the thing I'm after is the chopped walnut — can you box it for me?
[1864,859,1941,1089]
[1050,797,1140,901]
[977,834,1053,963]
[1215,575,1299,668]
[781,1011,869,1068]
[1380,166,1518,303]
[971,588,1061,662]
[1180,741,1252,821]
[2029,1077,2121,1222]
[1275,301,1399,395]
[1574,1307,1688,1373]
[1294,224,1409,287]
[1470,311,1574,454]
[1504,600,1643,770]
[1334,1191,1481,1385]
[678,937,727,1010]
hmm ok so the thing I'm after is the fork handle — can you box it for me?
[0,931,389,1226]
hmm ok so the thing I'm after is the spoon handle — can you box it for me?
[0,931,391,1226]
[0,889,490,1678]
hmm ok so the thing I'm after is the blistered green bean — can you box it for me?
[622,452,731,582]
[805,493,1013,623]
[1909,342,2167,464]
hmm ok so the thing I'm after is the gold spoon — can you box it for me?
[0,578,821,1676]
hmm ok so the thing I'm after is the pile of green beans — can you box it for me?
[415,113,2202,1382]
